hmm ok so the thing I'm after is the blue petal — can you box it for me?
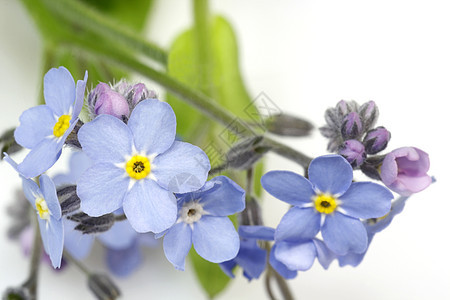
[14,105,55,149]
[41,217,64,268]
[312,239,335,269]
[73,71,88,118]
[338,233,374,267]
[339,182,393,219]
[17,137,63,178]
[63,219,94,260]
[200,176,245,216]
[192,216,239,263]
[235,240,267,280]
[163,222,192,270]
[77,164,129,216]
[127,99,176,155]
[274,240,316,271]
[21,176,41,207]
[106,240,142,277]
[322,212,368,255]
[53,150,92,186]
[261,171,315,205]
[152,141,210,193]
[275,207,320,242]
[123,179,177,233]
[238,225,275,241]
[98,220,138,250]
[39,175,61,219]
[366,195,408,234]
[43,67,76,116]
[38,218,50,255]
[78,115,133,164]
[219,260,237,278]
[308,155,353,195]
[269,244,297,279]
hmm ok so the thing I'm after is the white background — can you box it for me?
[0,0,447,299]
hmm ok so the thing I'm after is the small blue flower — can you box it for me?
[14,67,87,178]
[22,174,64,268]
[162,176,245,270]
[261,155,393,255]
[220,225,275,281]
[76,99,211,233]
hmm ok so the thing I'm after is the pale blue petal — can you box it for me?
[78,164,129,216]
[238,226,275,241]
[340,182,393,219]
[17,137,62,178]
[127,99,176,155]
[45,218,64,268]
[73,71,88,118]
[138,233,159,248]
[123,179,177,233]
[163,222,192,271]
[200,176,245,216]
[21,176,41,207]
[43,66,76,116]
[192,216,239,263]
[312,239,335,269]
[53,151,92,186]
[261,171,315,205]
[338,233,374,267]
[98,220,137,250]
[78,115,133,164]
[38,218,50,255]
[366,195,408,234]
[106,241,142,277]
[274,240,316,271]
[63,219,94,260]
[322,212,368,255]
[152,141,210,193]
[235,240,267,280]
[39,175,61,219]
[308,155,353,195]
[14,105,55,149]
[269,244,297,279]
[275,207,320,242]
[219,260,237,278]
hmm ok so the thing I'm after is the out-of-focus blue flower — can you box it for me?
[77,99,210,233]
[162,176,245,270]
[13,67,87,178]
[220,226,274,281]
[19,173,64,268]
[261,155,393,255]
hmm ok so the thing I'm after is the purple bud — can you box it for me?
[129,83,152,105]
[363,126,391,154]
[90,83,130,119]
[341,112,363,140]
[380,147,431,196]
[339,140,366,167]
[336,100,359,118]
[358,100,379,130]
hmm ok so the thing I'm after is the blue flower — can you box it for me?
[21,174,64,268]
[13,67,87,178]
[220,225,275,281]
[76,99,211,233]
[261,155,393,255]
[162,176,245,270]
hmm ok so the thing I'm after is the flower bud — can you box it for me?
[358,100,379,131]
[88,83,130,119]
[129,83,156,106]
[380,147,431,196]
[88,274,121,300]
[226,136,269,170]
[363,126,391,154]
[360,156,384,180]
[266,113,313,137]
[339,139,366,167]
[336,100,358,119]
[340,112,363,140]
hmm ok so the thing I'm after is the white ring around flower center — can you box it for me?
[180,201,204,224]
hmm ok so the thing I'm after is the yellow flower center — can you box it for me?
[53,115,71,137]
[126,155,151,180]
[314,193,338,214]
[35,197,50,220]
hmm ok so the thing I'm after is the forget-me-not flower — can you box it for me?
[14,67,87,178]
[261,155,393,255]
[77,99,210,233]
[162,176,245,270]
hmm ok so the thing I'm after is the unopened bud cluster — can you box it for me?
[320,100,391,167]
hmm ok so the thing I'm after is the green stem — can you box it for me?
[63,250,91,276]
[22,217,42,300]
[42,0,167,65]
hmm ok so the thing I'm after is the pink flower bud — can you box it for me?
[91,83,130,119]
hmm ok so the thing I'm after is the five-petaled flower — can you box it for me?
[13,67,87,178]
[162,176,245,270]
[77,99,210,233]
[261,155,394,255]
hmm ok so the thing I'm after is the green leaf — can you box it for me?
[189,249,231,299]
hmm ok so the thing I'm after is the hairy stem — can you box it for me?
[21,217,43,300]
